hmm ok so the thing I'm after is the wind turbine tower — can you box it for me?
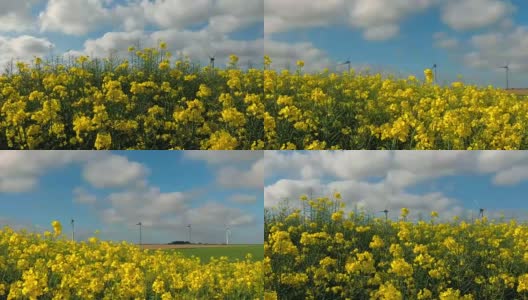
[225,224,231,245]
[433,63,437,84]
[500,64,510,89]
[380,209,389,221]
[187,224,192,244]
[136,222,142,247]
[209,56,215,69]
[339,59,351,73]
[71,218,75,241]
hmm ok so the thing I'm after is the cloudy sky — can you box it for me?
[0,150,264,244]
[0,0,263,70]
[265,0,528,87]
[264,151,528,222]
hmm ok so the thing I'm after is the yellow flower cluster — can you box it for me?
[264,56,528,149]
[0,42,264,149]
[0,222,263,299]
[265,195,528,299]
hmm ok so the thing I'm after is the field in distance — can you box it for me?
[507,88,528,96]
[141,244,264,263]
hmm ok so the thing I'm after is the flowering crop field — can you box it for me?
[264,194,528,300]
[0,42,263,150]
[0,222,263,299]
[264,58,528,150]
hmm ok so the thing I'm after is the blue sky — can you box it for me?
[264,151,528,221]
[0,0,263,71]
[264,0,528,87]
[0,151,264,244]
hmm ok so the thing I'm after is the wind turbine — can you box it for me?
[379,209,389,221]
[432,63,438,84]
[136,222,142,247]
[500,63,510,89]
[71,218,75,241]
[378,194,391,221]
[209,55,215,70]
[187,224,192,244]
[473,200,484,220]
[224,224,231,245]
[338,58,351,73]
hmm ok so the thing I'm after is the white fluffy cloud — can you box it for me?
[39,0,113,35]
[433,32,459,49]
[82,155,149,188]
[229,193,258,204]
[441,0,515,31]
[265,0,515,39]
[0,0,39,32]
[37,0,262,36]
[265,0,439,40]
[0,151,148,192]
[70,29,263,69]
[184,151,264,189]
[73,187,97,205]
[263,40,334,72]
[264,151,528,219]
[0,151,95,192]
[217,160,264,189]
[184,150,262,164]
[0,35,55,70]
[464,25,528,71]
[97,187,258,243]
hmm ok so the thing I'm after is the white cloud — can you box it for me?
[186,202,255,226]
[183,151,264,189]
[433,32,459,49]
[37,0,262,37]
[493,166,528,186]
[0,177,38,193]
[82,155,149,188]
[39,0,113,35]
[264,151,528,218]
[142,0,212,30]
[264,40,333,71]
[0,151,150,193]
[98,186,258,242]
[0,0,38,32]
[217,158,264,189]
[463,25,528,71]
[265,0,436,41]
[441,0,515,31]
[229,193,258,204]
[105,186,187,221]
[73,29,263,69]
[184,150,262,164]
[0,35,55,70]
[73,187,97,205]
[0,151,95,193]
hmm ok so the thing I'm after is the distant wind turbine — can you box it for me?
[224,224,231,245]
[187,224,192,244]
[338,58,351,73]
[71,218,75,241]
[473,200,485,220]
[136,222,142,247]
[379,209,389,221]
[500,63,510,89]
[432,63,438,84]
[209,55,215,70]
